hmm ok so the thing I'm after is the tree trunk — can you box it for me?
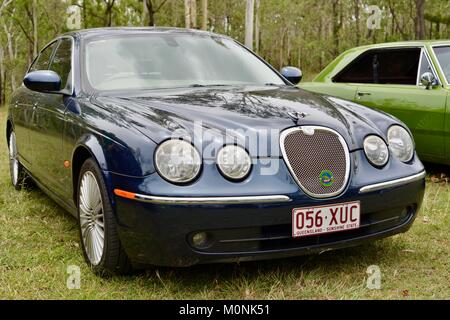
[201,0,207,30]
[255,0,260,53]
[415,0,425,40]
[144,0,169,27]
[147,0,155,26]
[245,0,255,50]
[184,0,191,28]
[82,0,87,28]
[0,43,4,105]
[104,0,115,27]
[354,0,360,46]
[332,0,342,56]
[3,22,16,91]
[32,0,38,57]
[318,18,323,69]
[142,0,148,26]
[190,0,197,29]
[223,15,229,34]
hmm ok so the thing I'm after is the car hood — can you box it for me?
[91,85,397,153]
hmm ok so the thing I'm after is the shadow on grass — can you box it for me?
[14,177,414,291]
[136,238,408,291]
[423,162,450,177]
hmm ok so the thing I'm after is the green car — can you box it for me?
[300,40,450,165]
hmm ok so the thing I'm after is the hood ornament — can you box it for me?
[287,111,309,124]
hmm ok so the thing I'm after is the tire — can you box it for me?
[8,131,27,190]
[77,158,132,276]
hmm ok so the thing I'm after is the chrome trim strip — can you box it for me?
[359,171,426,194]
[132,194,291,204]
[416,48,424,86]
[279,126,351,199]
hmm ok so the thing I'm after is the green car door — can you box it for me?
[432,45,450,164]
[355,83,447,163]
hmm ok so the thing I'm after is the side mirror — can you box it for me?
[420,72,437,90]
[23,70,61,93]
[281,66,303,85]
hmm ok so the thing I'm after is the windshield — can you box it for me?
[433,46,450,84]
[84,34,285,91]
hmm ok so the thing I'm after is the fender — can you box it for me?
[74,134,109,171]
[73,132,157,177]
[71,134,132,211]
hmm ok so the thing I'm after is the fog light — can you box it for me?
[191,232,211,249]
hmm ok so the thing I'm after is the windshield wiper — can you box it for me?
[265,83,289,87]
[188,84,231,88]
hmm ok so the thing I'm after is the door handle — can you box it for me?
[356,91,372,100]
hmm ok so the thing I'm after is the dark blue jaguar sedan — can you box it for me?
[7,28,425,275]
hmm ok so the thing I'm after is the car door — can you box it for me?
[336,47,447,163]
[30,37,73,197]
[13,41,58,169]
[431,45,450,163]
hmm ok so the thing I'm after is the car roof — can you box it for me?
[62,27,228,40]
[348,40,450,52]
[311,39,450,84]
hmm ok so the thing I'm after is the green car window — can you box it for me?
[334,48,421,85]
[418,51,439,86]
[433,46,450,83]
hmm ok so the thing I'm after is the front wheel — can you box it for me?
[8,131,27,190]
[77,158,132,276]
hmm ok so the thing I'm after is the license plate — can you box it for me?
[292,201,360,238]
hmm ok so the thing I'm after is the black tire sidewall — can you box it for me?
[9,131,24,190]
[77,158,115,276]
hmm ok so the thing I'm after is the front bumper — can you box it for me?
[112,171,425,267]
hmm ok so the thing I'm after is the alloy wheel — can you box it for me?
[9,132,19,186]
[79,171,105,266]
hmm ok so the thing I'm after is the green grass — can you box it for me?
[0,107,449,300]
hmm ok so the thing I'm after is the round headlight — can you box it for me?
[364,135,389,167]
[217,145,251,181]
[155,140,201,183]
[388,125,414,163]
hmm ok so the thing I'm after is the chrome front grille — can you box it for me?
[280,126,350,198]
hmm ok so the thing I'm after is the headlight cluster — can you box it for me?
[364,125,414,167]
[364,135,389,167]
[217,145,252,180]
[155,140,201,183]
[155,140,251,183]
[387,125,414,162]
